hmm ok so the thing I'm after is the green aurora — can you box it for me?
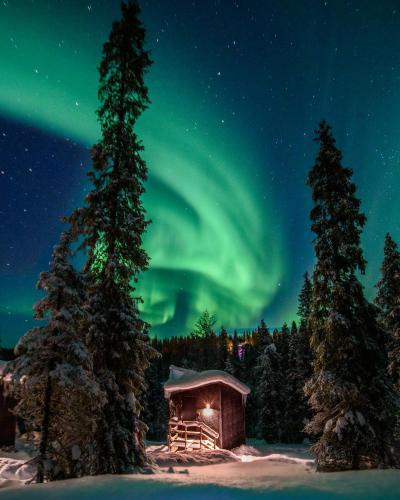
[0,2,284,337]
[2,1,400,343]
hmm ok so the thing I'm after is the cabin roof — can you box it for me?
[164,365,250,398]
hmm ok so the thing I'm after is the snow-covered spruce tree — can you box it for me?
[244,320,271,438]
[142,348,167,441]
[254,319,270,352]
[375,233,400,387]
[255,334,284,443]
[67,1,157,473]
[7,233,104,482]
[298,272,312,326]
[297,272,313,372]
[284,321,305,443]
[305,121,398,471]
[272,323,290,440]
[375,233,400,442]
[295,273,314,435]
[273,322,290,379]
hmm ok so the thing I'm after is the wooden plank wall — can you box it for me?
[221,384,245,449]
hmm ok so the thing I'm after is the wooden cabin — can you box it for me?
[164,365,250,451]
[0,360,16,447]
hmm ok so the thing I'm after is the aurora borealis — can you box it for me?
[1,1,400,345]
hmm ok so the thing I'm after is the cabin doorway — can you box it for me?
[181,396,196,421]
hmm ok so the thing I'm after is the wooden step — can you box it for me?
[169,437,219,451]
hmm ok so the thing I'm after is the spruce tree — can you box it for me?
[225,331,241,378]
[191,310,217,338]
[217,326,229,370]
[7,233,104,481]
[305,121,398,471]
[375,233,400,386]
[375,233,400,441]
[67,1,157,473]
[298,272,312,324]
[296,272,314,435]
[190,310,217,369]
[255,335,283,443]
[273,323,290,378]
[273,324,290,441]
[297,272,313,377]
[244,320,271,437]
[142,343,167,441]
[285,321,305,442]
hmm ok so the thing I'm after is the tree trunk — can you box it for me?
[37,373,52,483]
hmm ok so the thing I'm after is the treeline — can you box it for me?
[144,274,313,445]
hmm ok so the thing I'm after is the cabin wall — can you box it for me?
[0,381,16,447]
[221,384,245,449]
[168,382,247,450]
[170,383,222,446]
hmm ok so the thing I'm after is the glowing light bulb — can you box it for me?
[203,403,213,417]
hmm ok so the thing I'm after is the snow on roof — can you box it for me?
[164,365,250,398]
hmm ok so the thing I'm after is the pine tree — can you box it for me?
[305,121,398,471]
[375,233,400,386]
[67,1,157,473]
[7,233,104,481]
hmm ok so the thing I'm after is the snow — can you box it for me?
[236,452,313,466]
[1,442,399,498]
[147,444,239,466]
[0,457,34,489]
[164,365,250,398]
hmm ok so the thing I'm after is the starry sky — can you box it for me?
[1,0,400,346]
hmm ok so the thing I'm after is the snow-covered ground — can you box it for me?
[1,441,399,499]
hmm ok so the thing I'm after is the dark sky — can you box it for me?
[1,0,400,346]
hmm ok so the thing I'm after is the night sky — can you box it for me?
[1,1,400,346]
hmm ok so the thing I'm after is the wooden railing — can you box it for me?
[168,419,219,451]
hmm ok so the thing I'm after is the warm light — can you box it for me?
[203,403,213,417]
